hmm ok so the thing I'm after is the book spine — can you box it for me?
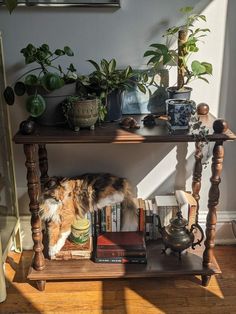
[105,205,112,232]
[145,200,150,240]
[148,199,154,240]
[138,198,145,232]
[100,207,106,233]
[188,204,197,229]
[96,249,146,258]
[111,204,117,232]
[95,209,101,236]
[94,256,147,264]
[116,203,121,232]
[151,202,159,240]
[97,244,145,250]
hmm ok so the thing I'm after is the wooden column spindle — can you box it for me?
[203,119,228,268]
[38,144,49,188]
[192,141,203,223]
[24,144,45,271]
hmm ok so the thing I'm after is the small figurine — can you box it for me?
[142,114,156,126]
[142,114,169,126]
[119,117,140,129]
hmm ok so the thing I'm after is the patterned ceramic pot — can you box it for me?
[166,99,196,130]
[66,98,98,131]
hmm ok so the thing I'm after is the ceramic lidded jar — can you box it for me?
[166,99,196,130]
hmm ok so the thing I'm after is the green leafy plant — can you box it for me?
[144,6,213,91]
[76,58,149,121]
[87,58,147,101]
[4,43,77,117]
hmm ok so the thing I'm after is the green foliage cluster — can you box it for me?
[4,43,77,117]
[144,6,213,89]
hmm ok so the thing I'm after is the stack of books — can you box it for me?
[95,231,147,264]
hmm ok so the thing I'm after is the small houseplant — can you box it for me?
[144,6,212,99]
[4,43,77,125]
[84,58,148,121]
[62,74,100,131]
[144,6,212,130]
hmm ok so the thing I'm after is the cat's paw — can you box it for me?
[48,245,60,258]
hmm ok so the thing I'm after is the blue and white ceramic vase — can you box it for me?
[166,99,196,130]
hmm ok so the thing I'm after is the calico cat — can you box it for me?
[40,173,138,258]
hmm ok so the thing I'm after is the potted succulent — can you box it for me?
[144,6,213,130]
[4,43,77,126]
[84,58,148,122]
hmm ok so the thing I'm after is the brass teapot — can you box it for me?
[156,211,204,259]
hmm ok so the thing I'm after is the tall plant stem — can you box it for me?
[177,29,188,90]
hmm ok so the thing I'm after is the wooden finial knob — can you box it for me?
[213,119,228,134]
[197,103,209,115]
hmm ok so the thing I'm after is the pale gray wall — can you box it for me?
[0,0,235,220]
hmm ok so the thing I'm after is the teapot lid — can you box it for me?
[170,211,188,228]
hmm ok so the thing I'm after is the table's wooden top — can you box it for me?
[13,114,236,144]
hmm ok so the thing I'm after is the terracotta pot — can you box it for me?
[66,98,98,131]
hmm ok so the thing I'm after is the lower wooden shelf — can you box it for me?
[27,241,221,282]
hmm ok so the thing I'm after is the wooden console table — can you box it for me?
[13,114,236,291]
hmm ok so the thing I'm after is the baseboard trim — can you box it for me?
[198,211,236,223]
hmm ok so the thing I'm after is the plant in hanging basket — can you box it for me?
[4,43,77,119]
[143,6,213,99]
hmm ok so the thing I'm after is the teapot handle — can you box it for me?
[190,223,204,249]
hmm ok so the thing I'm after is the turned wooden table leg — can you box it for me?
[36,280,46,291]
[38,144,49,188]
[24,144,45,272]
[202,275,211,287]
[202,140,224,286]
[192,141,203,223]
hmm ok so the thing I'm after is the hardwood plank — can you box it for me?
[27,241,221,281]
[13,114,236,144]
[2,246,236,314]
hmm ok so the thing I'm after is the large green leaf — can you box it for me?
[26,94,46,117]
[87,59,101,72]
[24,74,39,86]
[201,62,213,75]
[3,86,15,105]
[191,60,206,75]
[41,73,64,91]
[108,59,116,73]
[180,6,193,14]
[149,43,169,54]
[14,82,26,96]
[64,46,74,56]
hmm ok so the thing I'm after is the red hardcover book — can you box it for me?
[96,231,146,251]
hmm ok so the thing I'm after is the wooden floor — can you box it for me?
[1,246,236,314]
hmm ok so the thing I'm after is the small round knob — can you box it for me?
[197,103,209,115]
[19,119,36,135]
[213,119,228,134]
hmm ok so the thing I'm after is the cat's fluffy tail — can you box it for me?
[121,181,138,231]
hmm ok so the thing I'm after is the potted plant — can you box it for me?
[62,74,100,131]
[144,6,213,99]
[4,43,77,126]
[143,6,212,130]
[84,58,148,121]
